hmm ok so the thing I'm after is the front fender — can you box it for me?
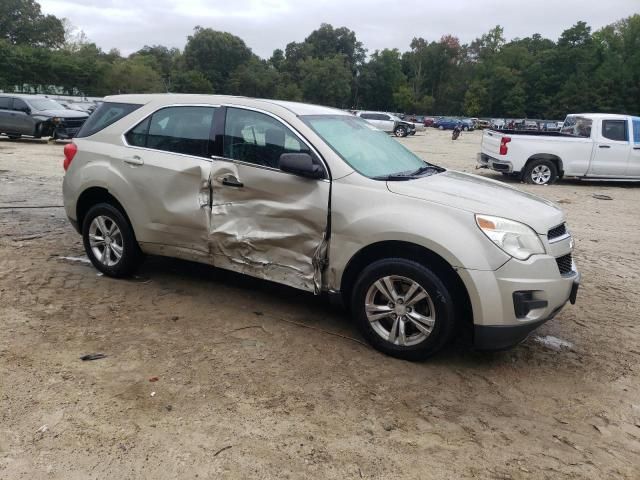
[327,177,510,290]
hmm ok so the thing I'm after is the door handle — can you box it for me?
[221,175,243,188]
[634,147,640,150]
[124,155,144,166]
[598,145,611,149]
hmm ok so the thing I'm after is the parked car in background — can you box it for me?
[355,111,416,137]
[0,94,89,140]
[478,113,640,184]
[433,117,461,130]
[476,119,491,129]
[424,117,435,127]
[542,121,561,132]
[62,93,579,359]
[460,119,475,131]
[434,118,474,131]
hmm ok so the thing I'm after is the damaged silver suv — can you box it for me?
[62,94,580,360]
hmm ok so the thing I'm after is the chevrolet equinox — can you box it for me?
[62,94,580,360]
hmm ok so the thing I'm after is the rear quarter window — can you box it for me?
[76,102,142,138]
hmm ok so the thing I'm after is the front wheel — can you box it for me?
[523,159,558,185]
[394,126,407,137]
[351,258,457,360]
[82,203,141,277]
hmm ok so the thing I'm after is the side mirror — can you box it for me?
[279,153,324,179]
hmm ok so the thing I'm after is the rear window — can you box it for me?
[76,102,142,138]
[560,115,592,138]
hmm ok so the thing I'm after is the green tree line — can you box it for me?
[1,0,639,118]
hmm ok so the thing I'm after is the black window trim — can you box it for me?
[122,103,220,161]
[601,119,629,143]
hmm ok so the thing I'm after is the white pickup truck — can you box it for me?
[478,113,640,185]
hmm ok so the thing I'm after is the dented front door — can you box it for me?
[208,161,330,292]
[207,106,330,293]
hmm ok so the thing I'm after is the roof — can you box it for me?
[570,113,635,119]
[0,93,49,100]
[104,93,350,117]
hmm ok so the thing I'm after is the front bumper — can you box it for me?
[457,253,580,350]
[54,125,82,139]
[476,152,514,173]
[474,274,580,350]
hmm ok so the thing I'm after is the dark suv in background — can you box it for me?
[0,94,89,140]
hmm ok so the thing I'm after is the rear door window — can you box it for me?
[144,106,215,158]
[76,102,142,138]
[0,97,11,109]
[602,120,628,142]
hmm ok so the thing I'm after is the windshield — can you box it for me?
[302,115,441,179]
[28,98,65,111]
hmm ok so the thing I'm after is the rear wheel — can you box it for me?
[523,159,558,185]
[82,203,140,277]
[351,258,457,360]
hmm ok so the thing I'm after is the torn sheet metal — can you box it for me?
[208,161,330,293]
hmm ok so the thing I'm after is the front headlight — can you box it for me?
[475,214,545,260]
[51,117,61,124]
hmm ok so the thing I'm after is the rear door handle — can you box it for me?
[598,145,611,149]
[124,155,144,166]
[221,175,243,188]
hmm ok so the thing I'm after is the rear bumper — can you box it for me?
[476,152,514,173]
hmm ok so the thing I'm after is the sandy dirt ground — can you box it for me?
[1,130,639,479]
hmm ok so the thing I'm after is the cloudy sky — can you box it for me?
[40,0,639,58]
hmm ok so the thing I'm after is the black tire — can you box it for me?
[394,126,407,137]
[351,258,457,360]
[523,159,558,185]
[82,203,140,277]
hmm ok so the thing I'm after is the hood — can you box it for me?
[387,170,564,234]
[36,109,88,118]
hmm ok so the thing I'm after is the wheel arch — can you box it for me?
[339,240,473,327]
[76,187,136,237]
[525,153,564,177]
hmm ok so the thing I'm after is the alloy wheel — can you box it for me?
[364,275,436,346]
[88,215,124,267]
[531,165,552,184]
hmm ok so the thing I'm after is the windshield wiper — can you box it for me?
[373,164,443,181]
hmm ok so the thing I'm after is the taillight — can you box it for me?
[63,142,77,171]
[499,136,511,155]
